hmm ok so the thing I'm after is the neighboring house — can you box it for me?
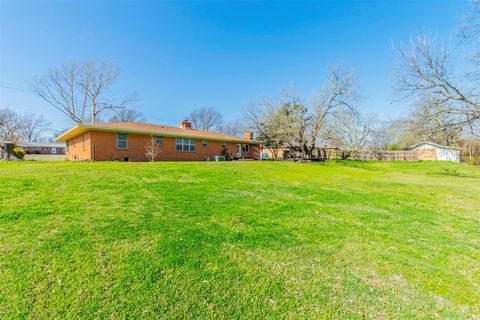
[407,141,461,162]
[56,120,260,161]
[20,142,66,155]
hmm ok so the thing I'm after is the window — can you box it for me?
[201,140,208,147]
[155,136,164,145]
[117,133,127,149]
[176,138,196,152]
[221,143,227,149]
[242,144,249,152]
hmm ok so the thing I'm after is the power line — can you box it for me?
[0,81,33,95]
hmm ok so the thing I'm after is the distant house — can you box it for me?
[407,141,460,162]
[20,142,66,155]
[55,121,260,161]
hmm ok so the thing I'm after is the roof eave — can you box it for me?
[56,124,261,144]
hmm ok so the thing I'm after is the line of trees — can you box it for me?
[3,1,479,161]
[0,108,52,143]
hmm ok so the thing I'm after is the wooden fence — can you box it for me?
[347,150,419,161]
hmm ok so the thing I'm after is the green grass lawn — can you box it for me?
[0,161,479,319]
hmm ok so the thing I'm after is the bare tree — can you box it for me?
[188,107,223,131]
[145,135,161,162]
[109,108,144,123]
[460,0,480,72]
[217,119,245,137]
[395,35,480,136]
[244,101,290,159]
[326,108,372,158]
[246,66,360,159]
[0,108,23,143]
[396,100,464,147]
[369,120,403,151]
[20,113,51,142]
[31,60,137,123]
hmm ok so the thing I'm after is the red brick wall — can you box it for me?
[66,130,259,161]
[66,132,91,160]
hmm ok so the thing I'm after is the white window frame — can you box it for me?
[201,140,208,147]
[155,136,164,145]
[117,133,128,149]
[176,138,196,152]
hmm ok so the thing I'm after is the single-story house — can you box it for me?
[56,120,260,161]
[407,141,461,162]
[20,142,66,155]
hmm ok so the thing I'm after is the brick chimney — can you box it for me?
[244,132,254,140]
[179,120,192,129]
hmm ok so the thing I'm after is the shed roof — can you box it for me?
[407,141,461,150]
[56,122,260,144]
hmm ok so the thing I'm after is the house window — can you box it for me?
[202,140,208,147]
[242,144,249,152]
[155,136,164,145]
[176,138,196,152]
[117,133,128,149]
[221,143,227,149]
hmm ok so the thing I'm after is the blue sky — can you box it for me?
[0,0,469,133]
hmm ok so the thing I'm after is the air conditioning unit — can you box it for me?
[214,155,225,161]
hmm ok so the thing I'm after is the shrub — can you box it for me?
[387,144,400,151]
[465,156,480,166]
[13,147,26,159]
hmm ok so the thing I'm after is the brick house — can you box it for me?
[56,121,260,161]
[20,142,66,155]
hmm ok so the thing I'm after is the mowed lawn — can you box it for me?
[0,161,479,319]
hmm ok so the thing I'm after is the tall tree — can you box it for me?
[188,107,223,131]
[326,108,372,157]
[31,60,137,123]
[245,100,290,159]
[246,66,360,158]
[109,108,145,123]
[394,0,480,143]
[0,108,23,143]
[397,101,463,147]
[20,113,51,142]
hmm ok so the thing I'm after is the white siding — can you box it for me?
[413,143,460,162]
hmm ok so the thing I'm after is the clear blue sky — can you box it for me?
[0,0,469,132]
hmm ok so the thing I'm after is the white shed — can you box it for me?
[407,141,461,162]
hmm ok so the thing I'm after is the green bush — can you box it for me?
[387,144,400,151]
[465,156,480,165]
[13,147,26,159]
